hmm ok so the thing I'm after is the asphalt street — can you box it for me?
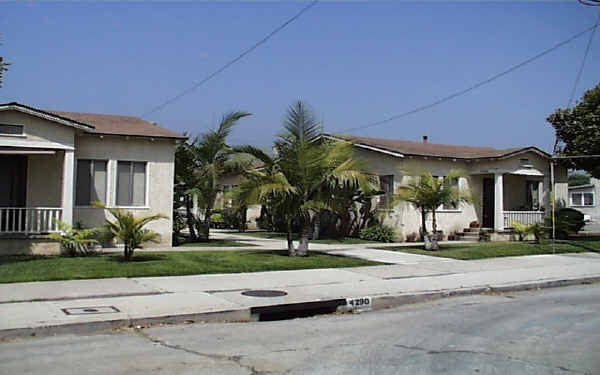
[1,284,598,375]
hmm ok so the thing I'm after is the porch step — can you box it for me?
[456,227,493,242]
[456,232,479,242]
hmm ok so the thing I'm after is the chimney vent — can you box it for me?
[422,136,428,143]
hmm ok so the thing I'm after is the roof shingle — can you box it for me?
[327,134,549,160]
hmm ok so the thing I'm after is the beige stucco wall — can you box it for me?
[74,134,176,248]
[0,109,75,148]
[352,148,563,240]
[26,152,64,207]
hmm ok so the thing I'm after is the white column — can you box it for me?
[537,180,543,210]
[61,150,75,226]
[494,173,504,231]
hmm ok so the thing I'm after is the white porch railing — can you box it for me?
[503,211,545,228]
[0,208,63,234]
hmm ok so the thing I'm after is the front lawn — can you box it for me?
[382,240,600,260]
[0,250,380,283]
[239,231,378,244]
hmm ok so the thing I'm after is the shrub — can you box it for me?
[48,220,100,256]
[479,229,491,242]
[405,232,418,242]
[546,208,584,239]
[360,225,395,243]
[511,221,547,243]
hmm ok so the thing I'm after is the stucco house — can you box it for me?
[325,134,568,241]
[568,178,599,222]
[0,102,186,254]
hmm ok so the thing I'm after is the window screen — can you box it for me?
[76,160,107,205]
[117,161,147,206]
[0,124,23,135]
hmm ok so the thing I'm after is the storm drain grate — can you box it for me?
[241,290,288,297]
[61,306,121,315]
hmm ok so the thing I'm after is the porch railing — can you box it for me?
[503,211,545,228]
[0,207,63,234]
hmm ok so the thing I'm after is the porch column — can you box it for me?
[494,173,504,231]
[538,181,544,210]
[61,150,75,226]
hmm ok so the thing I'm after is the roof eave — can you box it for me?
[0,102,95,131]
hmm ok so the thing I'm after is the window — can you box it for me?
[571,192,594,207]
[76,160,107,205]
[0,124,23,135]
[378,175,394,207]
[117,161,147,206]
[519,158,531,168]
[442,177,460,210]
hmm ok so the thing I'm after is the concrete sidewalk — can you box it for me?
[2,250,600,339]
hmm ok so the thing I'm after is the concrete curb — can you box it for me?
[2,276,598,341]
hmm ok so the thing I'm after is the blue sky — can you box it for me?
[1,1,599,151]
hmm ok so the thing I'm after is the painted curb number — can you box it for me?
[345,297,372,311]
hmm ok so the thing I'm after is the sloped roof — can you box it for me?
[326,134,551,160]
[0,102,186,139]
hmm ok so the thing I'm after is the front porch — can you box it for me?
[0,149,74,238]
[475,170,548,231]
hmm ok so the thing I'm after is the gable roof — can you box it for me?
[325,134,551,160]
[0,102,186,140]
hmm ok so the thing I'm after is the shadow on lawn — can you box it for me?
[107,254,168,263]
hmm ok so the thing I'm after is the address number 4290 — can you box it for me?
[345,297,372,310]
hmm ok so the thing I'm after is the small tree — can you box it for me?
[548,83,600,178]
[393,170,472,250]
[48,220,99,257]
[96,204,167,261]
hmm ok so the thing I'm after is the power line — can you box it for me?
[336,22,600,135]
[567,11,600,108]
[140,0,318,119]
[553,11,600,155]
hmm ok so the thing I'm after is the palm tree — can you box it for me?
[190,111,251,241]
[96,203,167,261]
[235,101,376,256]
[393,170,472,250]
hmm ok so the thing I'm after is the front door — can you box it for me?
[0,155,27,207]
[0,155,27,232]
[482,177,494,228]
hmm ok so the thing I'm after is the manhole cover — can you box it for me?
[62,306,120,315]
[241,290,288,297]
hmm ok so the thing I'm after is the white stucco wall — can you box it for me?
[27,152,64,207]
[74,134,176,247]
[353,148,563,240]
[0,109,75,149]
[567,178,599,221]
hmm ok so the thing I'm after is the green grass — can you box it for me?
[382,240,600,260]
[0,250,380,284]
[238,231,378,244]
[178,239,256,247]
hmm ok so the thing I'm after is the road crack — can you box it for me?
[394,344,588,374]
[133,328,270,375]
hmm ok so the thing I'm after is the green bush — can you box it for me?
[359,225,395,243]
[546,208,584,239]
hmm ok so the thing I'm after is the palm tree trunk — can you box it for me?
[296,216,311,257]
[429,209,439,250]
[420,207,427,239]
[286,219,295,256]
[312,212,321,240]
[185,195,197,241]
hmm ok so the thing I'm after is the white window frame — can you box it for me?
[75,159,108,207]
[570,191,595,207]
[437,176,462,213]
[115,160,149,208]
